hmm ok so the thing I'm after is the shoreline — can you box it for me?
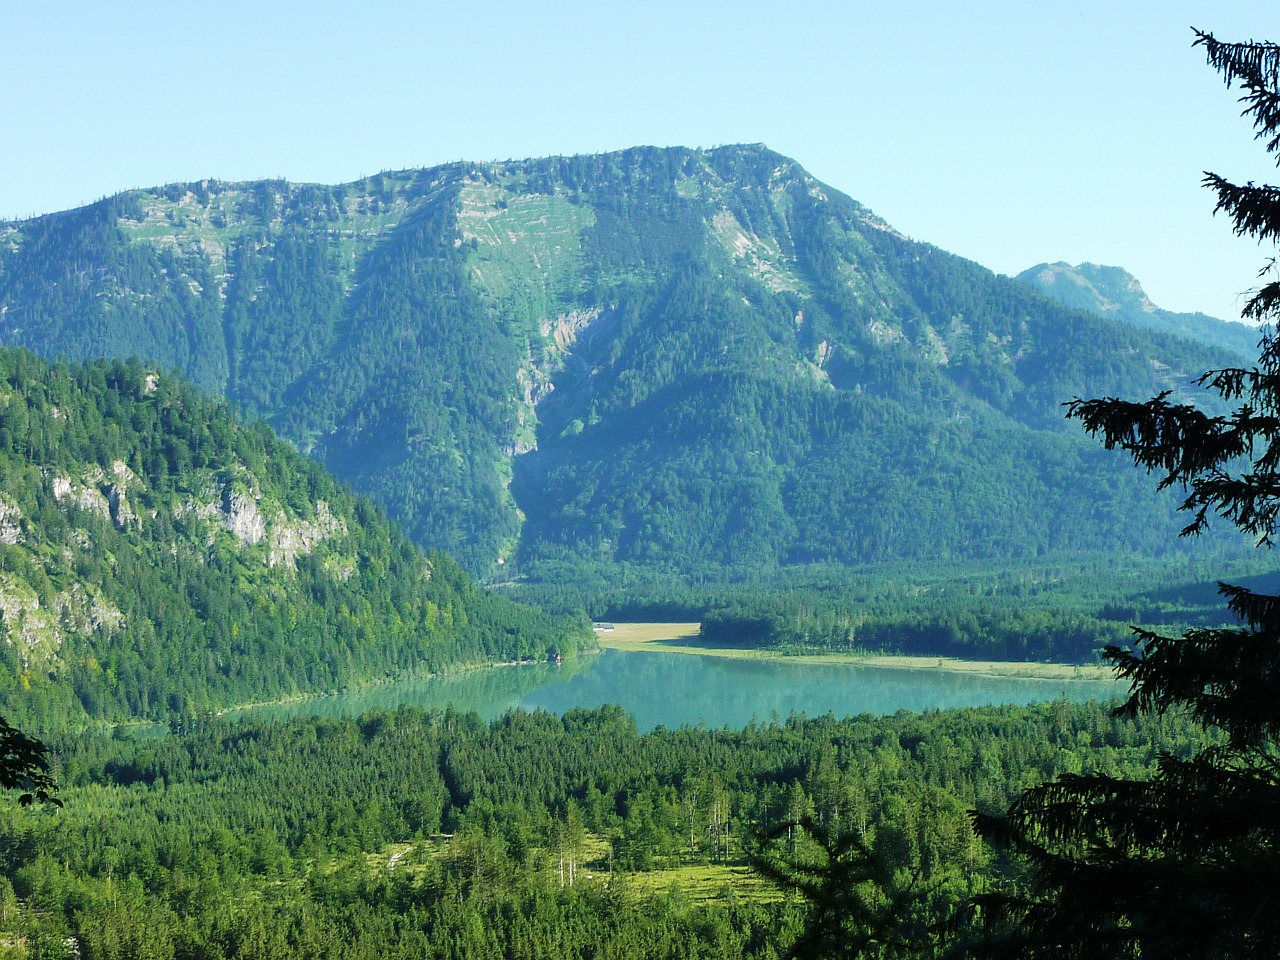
[596,622,1119,683]
[126,623,1114,729]
[213,652,597,719]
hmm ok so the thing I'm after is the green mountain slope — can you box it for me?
[0,146,1239,577]
[1016,261,1262,360]
[0,349,589,729]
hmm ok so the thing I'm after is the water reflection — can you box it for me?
[228,649,1121,731]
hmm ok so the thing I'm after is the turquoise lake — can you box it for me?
[226,649,1123,731]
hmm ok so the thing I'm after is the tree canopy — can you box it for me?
[970,28,1280,959]
[0,716,56,806]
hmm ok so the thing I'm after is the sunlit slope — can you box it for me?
[0,349,589,728]
[0,145,1232,575]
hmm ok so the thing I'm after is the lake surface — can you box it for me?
[227,649,1122,731]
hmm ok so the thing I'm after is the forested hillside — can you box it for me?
[0,145,1237,577]
[0,700,1206,956]
[0,349,590,729]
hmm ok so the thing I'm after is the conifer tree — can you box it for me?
[754,815,936,959]
[0,715,57,806]
[971,29,1280,960]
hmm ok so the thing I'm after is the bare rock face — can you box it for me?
[52,474,113,522]
[541,306,607,354]
[269,500,346,569]
[0,575,50,669]
[50,461,144,531]
[220,490,267,546]
[509,305,622,458]
[0,496,22,545]
[108,486,138,529]
[55,583,124,637]
[106,460,140,529]
[0,574,121,671]
[178,472,349,572]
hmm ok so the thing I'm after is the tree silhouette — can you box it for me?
[0,715,57,806]
[754,816,936,959]
[970,29,1280,960]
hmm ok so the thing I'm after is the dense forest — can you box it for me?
[505,553,1265,663]
[0,347,1211,957]
[0,147,1264,955]
[0,146,1241,579]
[0,348,591,731]
[0,699,1208,958]
[0,11,1270,953]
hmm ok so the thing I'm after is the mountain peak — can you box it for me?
[1017,261,1260,361]
[1016,262,1157,316]
[0,149,1236,575]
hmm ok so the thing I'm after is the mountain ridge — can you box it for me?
[0,144,1240,577]
[1016,260,1261,360]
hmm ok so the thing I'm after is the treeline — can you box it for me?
[511,554,1261,663]
[700,603,1128,662]
[0,349,591,730]
[698,557,1265,662]
[0,699,1206,956]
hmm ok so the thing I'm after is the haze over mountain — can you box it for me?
[1016,260,1262,361]
[0,145,1237,578]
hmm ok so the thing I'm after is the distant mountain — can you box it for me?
[0,146,1238,577]
[0,349,588,727]
[1016,261,1262,361]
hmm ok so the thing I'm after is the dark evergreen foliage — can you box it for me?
[753,816,936,959]
[970,29,1280,959]
[0,700,1206,957]
[0,717,56,806]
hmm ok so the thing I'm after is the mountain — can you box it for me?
[0,349,589,728]
[1016,261,1262,360]
[0,145,1238,578]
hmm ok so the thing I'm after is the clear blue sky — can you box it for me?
[4,1,1276,321]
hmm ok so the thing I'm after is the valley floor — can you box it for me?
[596,622,1118,682]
